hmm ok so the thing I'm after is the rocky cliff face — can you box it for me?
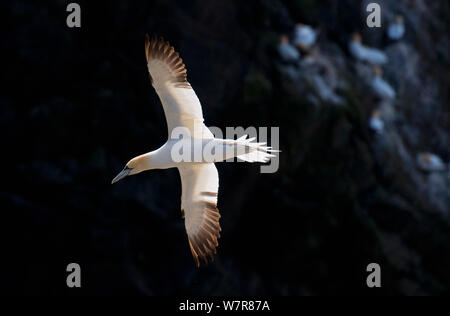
[1,0,449,295]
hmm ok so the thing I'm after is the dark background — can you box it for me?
[1,0,449,295]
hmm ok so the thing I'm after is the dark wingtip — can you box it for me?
[144,34,189,88]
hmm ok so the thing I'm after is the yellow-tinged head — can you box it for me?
[373,65,383,76]
[111,153,153,184]
[352,32,362,43]
[280,34,290,44]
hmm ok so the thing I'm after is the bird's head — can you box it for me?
[373,65,383,76]
[352,32,362,43]
[111,153,152,184]
[395,14,404,24]
[422,153,432,164]
[280,34,289,44]
[372,109,381,118]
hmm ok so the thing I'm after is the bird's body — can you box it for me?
[387,23,404,41]
[369,109,384,134]
[371,76,396,99]
[370,67,396,100]
[278,34,300,62]
[309,74,344,105]
[349,33,388,65]
[417,153,446,172]
[387,15,405,41]
[349,42,388,65]
[112,35,277,266]
[137,137,272,168]
[293,24,317,50]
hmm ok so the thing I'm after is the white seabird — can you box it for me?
[278,34,300,62]
[417,153,446,172]
[387,15,405,41]
[349,32,388,65]
[112,35,278,267]
[309,74,344,105]
[369,109,384,134]
[370,66,396,100]
[293,24,318,51]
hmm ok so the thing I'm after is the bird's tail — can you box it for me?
[233,135,280,163]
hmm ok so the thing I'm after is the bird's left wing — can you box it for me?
[145,35,213,139]
[178,163,221,267]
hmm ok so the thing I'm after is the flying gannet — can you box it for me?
[112,35,278,267]
[349,32,388,65]
[387,15,405,41]
[278,34,300,62]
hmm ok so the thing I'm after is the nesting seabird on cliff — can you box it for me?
[370,66,396,100]
[112,35,278,267]
[349,32,388,65]
[293,24,318,51]
[369,109,384,134]
[417,153,446,172]
[387,15,405,41]
[278,34,300,62]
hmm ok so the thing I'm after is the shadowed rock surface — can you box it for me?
[1,0,449,295]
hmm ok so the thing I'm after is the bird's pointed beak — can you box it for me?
[111,167,131,184]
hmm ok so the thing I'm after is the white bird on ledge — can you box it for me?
[349,32,388,65]
[112,35,279,267]
[369,109,384,134]
[293,23,318,51]
[370,66,396,100]
[387,15,405,41]
[278,34,300,62]
[417,153,446,172]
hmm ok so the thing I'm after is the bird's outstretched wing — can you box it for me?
[178,163,221,267]
[145,35,213,139]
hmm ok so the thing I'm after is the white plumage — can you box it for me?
[293,24,317,50]
[145,39,213,140]
[278,34,300,62]
[370,67,396,100]
[309,75,344,105]
[369,109,384,134]
[387,23,405,41]
[371,76,396,99]
[417,153,446,172]
[112,35,278,267]
[349,33,388,65]
[387,15,405,41]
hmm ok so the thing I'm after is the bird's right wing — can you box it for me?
[178,163,221,267]
[145,35,213,139]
